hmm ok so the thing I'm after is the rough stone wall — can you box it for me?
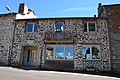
[104,6,120,72]
[11,20,44,66]
[11,19,58,67]
[12,18,110,71]
[73,19,110,71]
[0,14,16,65]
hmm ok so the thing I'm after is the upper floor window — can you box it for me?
[55,22,64,40]
[55,22,64,31]
[82,45,101,60]
[84,22,96,32]
[25,23,37,33]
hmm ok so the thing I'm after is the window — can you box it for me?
[25,23,37,33]
[84,22,96,32]
[65,46,73,59]
[46,45,73,60]
[55,46,64,59]
[55,22,64,31]
[82,45,100,60]
[55,32,64,40]
[46,46,54,59]
[55,22,64,39]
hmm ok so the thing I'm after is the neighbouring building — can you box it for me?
[98,3,120,72]
[0,3,119,72]
[0,3,37,66]
[0,13,16,65]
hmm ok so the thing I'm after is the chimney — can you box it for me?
[18,3,28,14]
[98,3,102,17]
[94,15,96,17]
[98,3,102,7]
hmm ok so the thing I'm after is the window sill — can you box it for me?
[83,31,96,33]
[46,59,74,61]
[25,32,37,33]
[82,59,101,61]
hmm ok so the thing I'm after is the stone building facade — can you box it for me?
[0,3,37,66]
[98,3,120,72]
[0,13,16,65]
[10,18,111,71]
[0,3,120,72]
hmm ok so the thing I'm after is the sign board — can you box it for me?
[26,40,34,44]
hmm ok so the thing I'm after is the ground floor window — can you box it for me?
[46,45,73,60]
[82,45,101,60]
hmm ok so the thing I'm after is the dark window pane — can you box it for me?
[84,23,87,32]
[56,32,64,40]
[55,46,64,59]
[82,45,100,60]
[27,50,30,62]
[65,46,73,59]
[89,23,96,31]
[26,24,33,32]
[34,23,37,32]
[82,45,91,59]
[55,22,64,31]
[46,46,54,59]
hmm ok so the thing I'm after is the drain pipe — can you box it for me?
[7,14,16,66]
[40,48,43,69]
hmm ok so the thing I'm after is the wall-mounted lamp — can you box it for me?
[6,6,11,12]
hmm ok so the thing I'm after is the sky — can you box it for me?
[0,0,120,18]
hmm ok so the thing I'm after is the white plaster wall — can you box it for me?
[16,12,37,19]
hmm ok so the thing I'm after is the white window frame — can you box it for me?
[82,45,101,60]
[46,45,74,60]
[84,22,97,32]
[25,23,37,33]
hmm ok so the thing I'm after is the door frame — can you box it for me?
[20,45,38,67]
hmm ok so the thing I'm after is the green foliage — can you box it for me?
[92,46,99,56]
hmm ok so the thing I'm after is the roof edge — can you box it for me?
[15,17,107,21]
[103,4,120,7]
[0,12,17,16]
